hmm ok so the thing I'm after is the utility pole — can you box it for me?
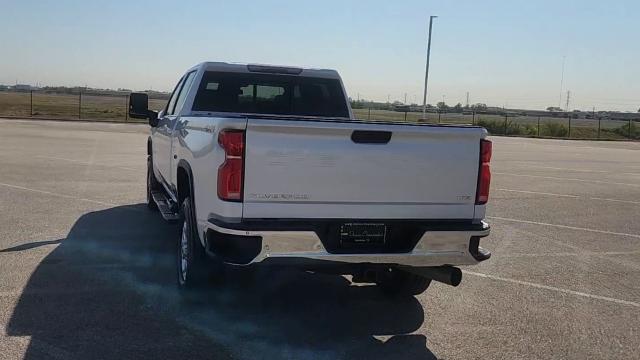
[465,92,469,107]
[404,93,407,104]
[387,94,390,103]
[565,90,570,111]
[422,15,438,119]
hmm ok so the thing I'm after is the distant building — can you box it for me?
[11,84,32,91]
[393,104,411,112]
[608,112,640,121]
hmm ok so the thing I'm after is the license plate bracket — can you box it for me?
[339,223,387,246]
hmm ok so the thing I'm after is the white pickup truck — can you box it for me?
[129,62,492,296]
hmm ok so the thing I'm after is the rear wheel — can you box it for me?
[177,197,210,289]
[376,267,431,296]
[146,156,159,211]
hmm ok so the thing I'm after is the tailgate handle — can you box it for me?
[351,130,392,144]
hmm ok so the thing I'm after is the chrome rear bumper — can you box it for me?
[201,221,491,267]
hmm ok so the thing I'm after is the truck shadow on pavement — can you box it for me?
[7,204,438,360]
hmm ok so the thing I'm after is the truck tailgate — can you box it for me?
[243,118,485,219]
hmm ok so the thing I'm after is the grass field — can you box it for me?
[352,108,637,140]
[0,91,636,139]
[0,92,167,122]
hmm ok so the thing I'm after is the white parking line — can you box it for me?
[509,164,640,176]
[0,181,114,207]
[496,188,640,205]
[462,270,640,308]
[488,216,640,239]
[514,165,609,173]
[496,188,579,198]
[494,172,640,188]
[36,155,138,171]
[589,197,640,205]
[500,250,640,258]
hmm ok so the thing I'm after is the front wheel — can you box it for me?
[177,197,210,289]
[376,267,432,296]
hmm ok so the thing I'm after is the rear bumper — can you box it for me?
[201,219,491,267]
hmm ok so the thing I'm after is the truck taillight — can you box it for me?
[476,139,492,205]
[217,130,245,201]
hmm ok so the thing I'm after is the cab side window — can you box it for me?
[165,76,185,116]
[172,71,197,115]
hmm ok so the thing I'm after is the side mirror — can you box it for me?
[129,92,159,127]
[148,111,159,127]
[129,92,149,119]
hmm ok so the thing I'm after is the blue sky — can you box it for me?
[1,0,639,111]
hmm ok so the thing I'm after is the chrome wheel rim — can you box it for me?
[180,220,189,284]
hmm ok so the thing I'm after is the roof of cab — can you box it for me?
[187,61,341,79]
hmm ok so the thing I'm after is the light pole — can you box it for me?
[422,15,437,119]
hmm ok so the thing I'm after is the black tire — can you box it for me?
[177,197,210,289]
[376,268,432,296]
[146,156,159,211]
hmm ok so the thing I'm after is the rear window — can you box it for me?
[192,71,349,118]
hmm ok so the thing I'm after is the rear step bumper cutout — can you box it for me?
[469,236,491,261]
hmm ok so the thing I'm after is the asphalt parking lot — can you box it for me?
[0,118,638,360]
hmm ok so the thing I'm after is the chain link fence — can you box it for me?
[0,91,637,140]
[0,90,168,123]
[352,108,639,140]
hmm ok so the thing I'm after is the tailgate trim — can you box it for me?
[207,215,489,232]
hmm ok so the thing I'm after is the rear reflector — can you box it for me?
[218,130,245,201]
[476,139,492,205]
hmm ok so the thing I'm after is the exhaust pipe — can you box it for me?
[399,265,462,287]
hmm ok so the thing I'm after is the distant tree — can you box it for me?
[350,99,366,109]
[546,106,563,112]
[452,103,463,112]
[471,103,487,111]
[436,101,448,111]
[638,107,640,112]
